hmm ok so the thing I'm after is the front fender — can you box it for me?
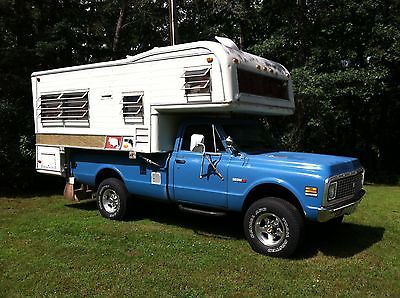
[227,169,325,219]
[245,178,305,206]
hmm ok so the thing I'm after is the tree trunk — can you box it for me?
[112,0,129,57]
[169,0,179,45]
[239,0,251,50]
[293,0,308,150]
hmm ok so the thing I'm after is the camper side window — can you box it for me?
[183,67,211,95]
[237,69,289,100]
[122,93,144,124]
[38,90,89,127]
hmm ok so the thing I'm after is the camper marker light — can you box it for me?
[305,186,318,197]
[207,57,213,63]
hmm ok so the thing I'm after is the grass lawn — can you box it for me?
[1,185,399,297]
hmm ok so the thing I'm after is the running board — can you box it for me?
[178,205,227,217]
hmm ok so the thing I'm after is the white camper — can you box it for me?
[32,37,294,175]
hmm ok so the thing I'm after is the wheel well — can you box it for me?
[242,184,304,217]
[95,168,123,189]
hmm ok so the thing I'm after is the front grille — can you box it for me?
[335,171,363,200]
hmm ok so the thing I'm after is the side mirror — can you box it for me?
[225,136,239,156]
[225,136,233,147]
[190,134,205,153]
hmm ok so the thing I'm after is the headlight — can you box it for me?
[327,182,337,200]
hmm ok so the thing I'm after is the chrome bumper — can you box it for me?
[317,189,365,222]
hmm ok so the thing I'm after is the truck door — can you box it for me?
[172,124,229,208]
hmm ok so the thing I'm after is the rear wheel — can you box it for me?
[96,178,128,220]
[244,197,304,257]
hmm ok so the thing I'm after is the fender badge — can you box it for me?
[232,178,247,183]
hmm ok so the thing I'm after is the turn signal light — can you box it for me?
[305,186,318,197]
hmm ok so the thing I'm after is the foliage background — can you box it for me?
[0,0,399,192]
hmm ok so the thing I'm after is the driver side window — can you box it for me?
[181,124,225,153]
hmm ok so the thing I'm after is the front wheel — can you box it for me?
[244,197,304,257]
[96,178,128,220]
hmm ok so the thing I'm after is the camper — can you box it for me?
[32,37,365,257]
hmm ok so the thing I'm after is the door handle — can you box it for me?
[175,159,186,164]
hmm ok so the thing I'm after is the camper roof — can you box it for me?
[31,37,289,80]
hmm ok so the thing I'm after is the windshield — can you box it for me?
[222,122,278,154]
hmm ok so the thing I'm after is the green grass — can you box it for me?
[1,185,399,297]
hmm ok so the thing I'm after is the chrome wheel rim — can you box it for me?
[101,189,120,214]
[254,213,286,247]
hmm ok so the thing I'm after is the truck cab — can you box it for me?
[169,118,365,256]
[172,119,364,216]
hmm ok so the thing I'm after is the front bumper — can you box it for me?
[317,189,366,222]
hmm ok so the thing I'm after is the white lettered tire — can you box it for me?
[244,197,304,257]
[96,178,128,220]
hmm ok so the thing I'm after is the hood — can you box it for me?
[249,151,362,176]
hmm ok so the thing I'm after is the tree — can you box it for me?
[0,0,399,193]
[251,0,400,181]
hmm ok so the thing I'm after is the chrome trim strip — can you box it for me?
[317,189,365,222]
[327,197,362,213]
[329,167,364,182]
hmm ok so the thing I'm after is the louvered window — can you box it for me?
[182,67,211,95]
[122,93,144,124]
[38,90,89,127]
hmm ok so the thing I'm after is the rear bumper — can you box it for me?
[316,189,366,222]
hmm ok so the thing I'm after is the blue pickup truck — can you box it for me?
[70,118,365,257]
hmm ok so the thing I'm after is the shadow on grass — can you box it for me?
[66,198,384,259]
[66,198,244,240]
[0,175,65,198]
[66,199,97,211]
[295,222,385,259]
